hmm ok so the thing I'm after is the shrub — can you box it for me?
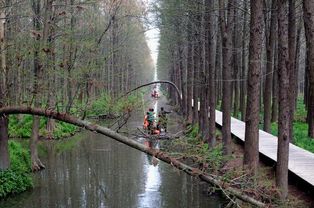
[0,141,33,198]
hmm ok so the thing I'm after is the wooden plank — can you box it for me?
[191,99,314,186]
[215,109,314,186]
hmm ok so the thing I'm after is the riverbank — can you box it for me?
[0,141,33,198]
[160,120,313,207]
[1,93,144,199]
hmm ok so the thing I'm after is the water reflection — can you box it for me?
[0,108,225,208]
[138,162,161,208]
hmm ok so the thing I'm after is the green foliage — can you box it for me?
[0,141,33,198]
[50,122,77,139]
[271,122,314,153]
[186,124,199,139]
[294,98,307,122]
[8,115,77,140]
[87,92,142,116]
[184,128,224,171]
[8,141,31,172]
[8,115,33,138]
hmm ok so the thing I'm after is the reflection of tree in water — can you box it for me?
[144,140,159,166]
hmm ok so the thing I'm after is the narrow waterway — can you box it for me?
[0,99,226,208]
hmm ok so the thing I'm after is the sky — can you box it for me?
[144,0,160,67]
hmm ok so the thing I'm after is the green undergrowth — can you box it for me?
[8,115,77,139]
[0,141,33,198]
[268,98,314,153]
[163,124,309,207]
[164,124,225,172]
[271,122,314,153]
[86,92,143,117]
[8,93,143,140]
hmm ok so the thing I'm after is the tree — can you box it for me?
[303,0,314,138]
[276,0,290,199]
[243,0,264,173]
[207,0,217,147]
[263,0,277,133]
[219,0,234,155]
[30,0,45,171]
[0,0,10,170]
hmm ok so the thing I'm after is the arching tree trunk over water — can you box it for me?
[276,0,290,199]
[219,0,234,155]
[243,0,264,173]
[303,0,314,138]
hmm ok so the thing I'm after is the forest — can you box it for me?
[158,0,314,200]
[0,0,314,207]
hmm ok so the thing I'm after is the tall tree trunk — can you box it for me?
[192,3,200,125]
[271,42,279,122]
[288,0,297,142]
[276,0,290,199]
[303,0,314,138]
[186,12,193,122]
[0,7,9,170]
[233,2,241,118]
[207,0,217,148]
[219,0,234,155]
[30,0,45,171]
[264,0,277,133]
[240,0,248,121]
[243,0,264,173]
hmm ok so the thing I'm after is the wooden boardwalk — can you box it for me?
[215,110,314,187]
[192,99,314,186]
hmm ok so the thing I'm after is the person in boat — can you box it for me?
[143,112,149,129]
[147,108,155,133]
[159,107,171,132]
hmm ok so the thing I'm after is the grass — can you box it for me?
[8,92,142,140]
[268,98,314,153]
[8,115,77,139]
[0,141,33,198]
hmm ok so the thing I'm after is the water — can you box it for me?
[0,87,226,207]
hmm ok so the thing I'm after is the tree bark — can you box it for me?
[243,0,264,173]
[0,6,9,171]
[288,0,297,142]
[192,2,201,125]
[30,0,45,171]
[276,0,290,199]
[207,0,217,148]
[271,42,279,122]
[240,0,248,121]
[219,0,234,155]
[303,0,314,138]
[264,0,277,133]
[186,12,193,122]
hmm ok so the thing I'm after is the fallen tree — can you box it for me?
[0,106,265,207]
